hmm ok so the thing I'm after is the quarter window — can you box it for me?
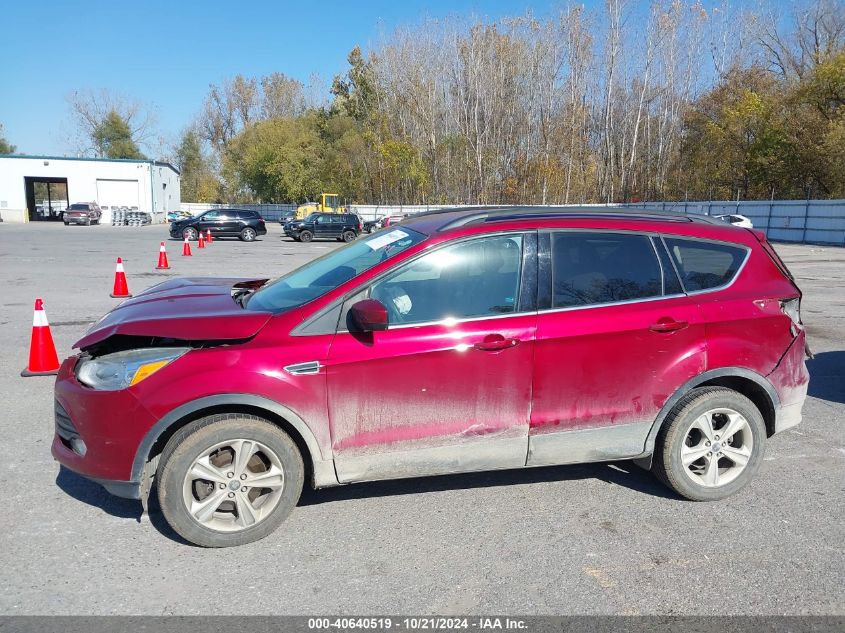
[551,232,662,308]
[369,235,524,325]
[664,238,747,291]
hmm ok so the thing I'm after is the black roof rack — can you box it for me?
[424,206,718,231]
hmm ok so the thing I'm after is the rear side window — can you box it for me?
[663,237,747,291]
[551,232,662,308]
[237,210,258,219]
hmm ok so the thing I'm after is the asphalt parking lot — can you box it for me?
[0,222,842,615]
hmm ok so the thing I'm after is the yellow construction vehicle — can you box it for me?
[294,193,345,219]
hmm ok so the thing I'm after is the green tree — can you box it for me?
[680,69,797,199]
[223,114,328,202]
[0,124,16,154]
[175,129,220,202]
[93,111,146,159]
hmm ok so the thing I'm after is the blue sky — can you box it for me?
[1,0,577,156]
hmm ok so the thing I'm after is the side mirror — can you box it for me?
[349,299,389,332]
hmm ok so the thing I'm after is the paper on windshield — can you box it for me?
[366,229,409,250]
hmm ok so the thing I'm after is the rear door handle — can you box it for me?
[649,318,689,333]
[474,334,520,351]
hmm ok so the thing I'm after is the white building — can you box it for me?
[0,155,180,223]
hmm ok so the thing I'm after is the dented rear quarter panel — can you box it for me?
[700,246,802,378]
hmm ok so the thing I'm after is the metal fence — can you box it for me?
[619,200,845,245]
[181,199,845,245]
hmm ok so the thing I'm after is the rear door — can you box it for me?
[327,232,537,482]
[218,210,244,235]
[528,230,706,466]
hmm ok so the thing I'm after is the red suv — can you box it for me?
[53,207,810,547]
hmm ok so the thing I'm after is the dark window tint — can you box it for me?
[664,238,747,291]
[551,232,662,308]
[655,239,683,295]
[370,235,524,325]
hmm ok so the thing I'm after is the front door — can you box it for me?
[528,230,706,465]
[326,233,537,482]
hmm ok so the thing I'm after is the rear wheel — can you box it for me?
[183,227,198,241]
[240,227,257,242]
[298,230,313,243]
[63,222,69,226]
[157,414,304,547]
[342,230,356,242]
[652,387,765,501]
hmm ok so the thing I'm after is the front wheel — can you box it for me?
[240,227,257,242]
[183,227,198,241]
[157,414,304,547]
[298,230,313,243]
[652,387,766,501]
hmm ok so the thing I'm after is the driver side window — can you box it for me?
[369,235,524,326]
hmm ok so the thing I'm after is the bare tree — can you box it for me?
[757,0,845,79]
[66,89,157,156]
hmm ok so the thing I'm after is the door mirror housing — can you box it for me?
[349,299,389,332]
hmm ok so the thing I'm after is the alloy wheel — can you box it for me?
[681,408,753,488]
[181,439,286,532]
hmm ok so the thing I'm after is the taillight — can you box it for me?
[358,222,363,232]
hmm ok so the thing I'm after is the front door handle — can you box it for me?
[650,318,689,333]
[474,334,520,351]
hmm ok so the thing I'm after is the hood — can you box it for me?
[74,277,272,350]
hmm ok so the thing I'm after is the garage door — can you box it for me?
[96,179,140,222]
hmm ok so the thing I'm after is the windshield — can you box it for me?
[245,227,427,313]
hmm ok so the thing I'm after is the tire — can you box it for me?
[183,227,197,241]
[342,230,356,243]
[652,387,766,501]
[63,222,69,226]
[157,414,304,547]
[298,230,313,243]
[240,227,257,242]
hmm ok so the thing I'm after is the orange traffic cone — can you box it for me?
[21,298,60,376]
[110,257,132,298]
[182,237,192,256]
[197,232,205,249]
[206,229,213,244]
[156,241,170,269]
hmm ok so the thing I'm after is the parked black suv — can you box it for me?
[284,212,362,243]
[169,209,267,242]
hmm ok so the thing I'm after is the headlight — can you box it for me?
[76,347,189,391]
